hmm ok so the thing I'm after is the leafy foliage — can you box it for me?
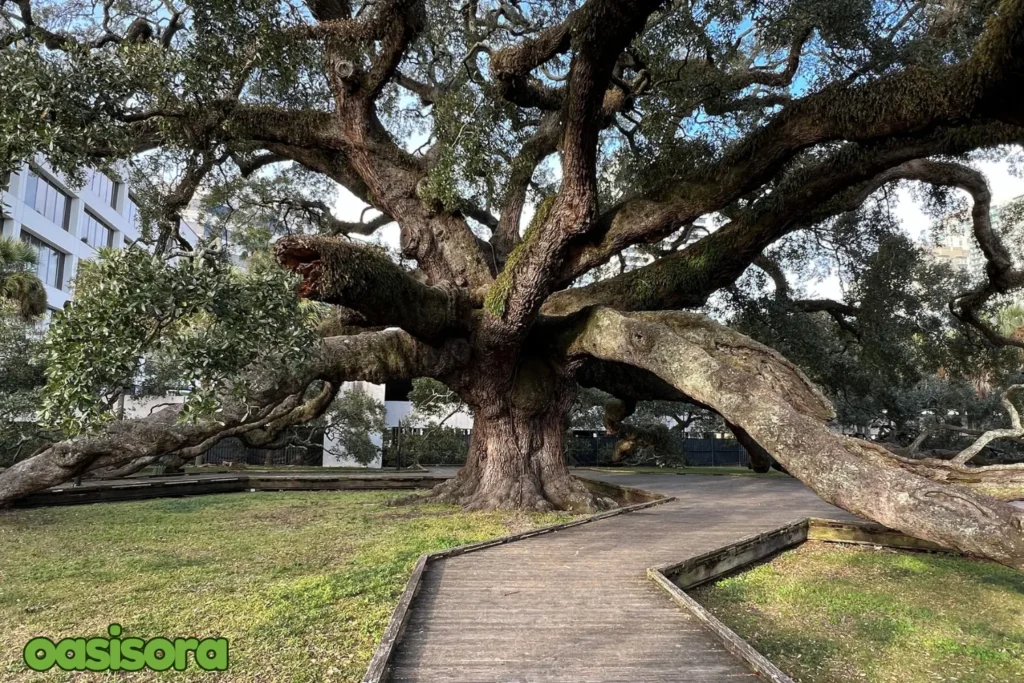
[323,386,386,465]
[388,425,469,466]
[38,243,314,434]
[407,377,467,424]
[0,314,50,466]
[0,236,46,320]
[730,231,1024,442]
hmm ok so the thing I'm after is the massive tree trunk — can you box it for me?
[426,361,615,512]
[427,404,611,512]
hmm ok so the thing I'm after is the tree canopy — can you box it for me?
[2,0,1024,568]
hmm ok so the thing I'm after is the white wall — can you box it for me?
[1,158,201,312]
[321,381,476,468]
[322,382,385,468]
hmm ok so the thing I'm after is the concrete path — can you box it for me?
[388,472,857,682]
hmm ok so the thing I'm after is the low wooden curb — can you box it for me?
[14,472,453,508]
[655,519,807,590]
[361,481,674,683]
[648,517,958,683]
[647,566,795,683]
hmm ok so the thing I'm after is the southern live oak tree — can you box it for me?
[3,0,1024,568]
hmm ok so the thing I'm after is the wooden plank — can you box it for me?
[648,567,795,683]
[658,519,808,589]
[363,554,428,683]
[427,495,675,560]
[383,476,854,683]
[806,518,952,552]
[360,493,679,682]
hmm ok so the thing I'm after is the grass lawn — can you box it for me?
[176,465,421,474]
[585,465,788,477]
[691,543,1024,683]
[0,491,575,682]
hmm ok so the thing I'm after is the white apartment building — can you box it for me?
[1,156,200,316]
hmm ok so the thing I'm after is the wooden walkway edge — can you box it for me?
[380,473,858,683]
[363,494,676,683]
[13,471,453,507]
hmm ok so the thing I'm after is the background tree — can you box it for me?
[0,315,50,467]
[0,236,46,320]
[323,385,386,465]
[388,378,470,465]
[407,377,468,427]
[0,236,49,467]
[569,387,722,466]
[2,0,1024,568]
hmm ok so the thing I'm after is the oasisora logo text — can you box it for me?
[23,624,228,672]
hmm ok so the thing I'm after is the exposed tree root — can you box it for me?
[415,467,615,513]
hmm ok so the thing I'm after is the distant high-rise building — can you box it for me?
[932,215,989,278]
[929,196,1024,314]
[930,195,1022,281]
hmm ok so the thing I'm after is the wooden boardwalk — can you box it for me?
[388,473,856,682]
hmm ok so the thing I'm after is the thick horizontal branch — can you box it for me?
[278,198,392,236]
[794,299,862,338]
[547,1,1024,290]
[276,235,472,341]
[0,329,470,505]
[544,123,1024,316]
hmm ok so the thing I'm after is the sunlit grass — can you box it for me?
[0,491,574,682]
[692,543,1024,683]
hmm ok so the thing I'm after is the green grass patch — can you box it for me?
[0,491,574,682]
[585,466,788,477]
[691,543,1024,683]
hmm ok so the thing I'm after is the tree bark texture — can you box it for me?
[425,360,615,512]
[570,308,1024,570]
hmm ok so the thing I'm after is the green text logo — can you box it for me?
[24,624,228,672]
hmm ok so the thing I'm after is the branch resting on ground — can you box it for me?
[0,330,470,505]
[566,307,1024,570]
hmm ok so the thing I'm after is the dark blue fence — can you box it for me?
[564,433,749,467]
[199,433,323,466]
[202,428,749,469]
[679,437,749,467]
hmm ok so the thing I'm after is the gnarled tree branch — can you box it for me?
[567,307,1024,569]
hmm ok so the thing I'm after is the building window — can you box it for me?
[81,211,114,249]
[87,169,119,208]
[21,232,66,290]
[23,168,71,230]
[126,194,147,232]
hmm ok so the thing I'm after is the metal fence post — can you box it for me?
[395,426,402,470]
